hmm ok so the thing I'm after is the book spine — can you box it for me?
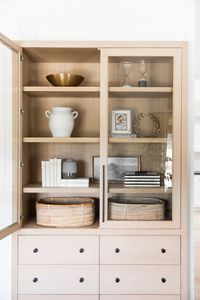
[49,159,54,187]
[54,158,57,186]
[56,159,62,187]
[41,161,46,187]
[46,161,50,187]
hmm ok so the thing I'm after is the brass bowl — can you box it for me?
[46,73,84,86]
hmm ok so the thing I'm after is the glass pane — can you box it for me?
[107,55,173,222]
[0,42,19,230]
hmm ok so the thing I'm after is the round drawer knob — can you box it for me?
[79,277,84,283]
[115,277,120,283]
[33,248,38,253]
[115,248,120,253]
[161,248,166,253]
[161,277,166,283]
[79,248,84,253]
[33,277,38,283]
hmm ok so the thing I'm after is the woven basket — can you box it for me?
[36,197,95,227]
[108,197,165,221]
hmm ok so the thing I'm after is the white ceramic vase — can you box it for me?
[45,107,78,137]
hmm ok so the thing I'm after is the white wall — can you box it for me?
[0,0,195,42]
[0,0,196,299]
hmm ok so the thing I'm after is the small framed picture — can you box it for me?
[92,156,140,182]
[112,110,132,135]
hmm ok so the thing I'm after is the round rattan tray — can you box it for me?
[36,197,95,227]
[108,197,165,221]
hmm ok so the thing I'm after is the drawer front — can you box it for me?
[19,235,99,264]
[100,236,180,264]
[18,296,98,300]
[18,265,98,294]
[100,296,180,300]
[100,265,180,294]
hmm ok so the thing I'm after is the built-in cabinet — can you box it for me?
[0,33,188,299]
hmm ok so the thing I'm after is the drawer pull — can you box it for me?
[79,277,84,283]
[79,248,84,253]
[33,248,38,253]
[161,277,166,283]
[161,248,166,253]
[115,277,120,283]
[115,248,120,253]
[33,277,38,283]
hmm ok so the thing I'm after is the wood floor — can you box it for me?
[195,208,200,300]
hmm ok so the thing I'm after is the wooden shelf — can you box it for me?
[23,183,99,194]
[23,86,100,97]
[109,86,173,97]
[109,183,171,194]
[109,137,167,143]
[23,137,100,143]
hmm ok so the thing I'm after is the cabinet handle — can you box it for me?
[115,277,120,283]
[33,277,38,283]
[161,277,166,283]
[79,248,84,253]
[102,165,105,222]
[79,277,84,283]
[33,248,38,253]
[161,248,166,253]
[115,248,120,253]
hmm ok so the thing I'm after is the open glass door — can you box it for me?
[0,33,22,239]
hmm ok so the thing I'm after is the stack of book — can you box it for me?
[41,158,89,187]
[41,158,62,187]
[123,171,161,187]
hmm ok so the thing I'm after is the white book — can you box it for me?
[41,161,46,187]
[46,161,50,187]
[56,158,62,186]
[49,159,54,187]
[53,158,57,186]
[60,178,89,187]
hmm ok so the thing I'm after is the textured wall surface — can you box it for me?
[0,0,196,299]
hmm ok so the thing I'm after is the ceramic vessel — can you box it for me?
[62,159,77,179]
[45,107,78,137]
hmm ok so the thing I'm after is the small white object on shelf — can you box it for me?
[60,178,89,188]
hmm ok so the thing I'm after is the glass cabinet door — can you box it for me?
[100,47,182,228]
[0,34,22,239]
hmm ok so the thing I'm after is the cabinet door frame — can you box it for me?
[99,46,184,229]
[0,32,22,240]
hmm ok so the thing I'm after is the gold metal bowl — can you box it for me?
[46,73,84,86]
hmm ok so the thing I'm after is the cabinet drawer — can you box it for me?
[100,236,180,264]
[100,296,180,300]
[19,235,99,264]
[100,265,180,294]
[18,296,98,300]
[18,265,99,294]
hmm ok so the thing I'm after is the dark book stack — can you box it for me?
[123,171,161,187]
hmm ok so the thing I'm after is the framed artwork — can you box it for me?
[112,110,132,135]
[92,156,141,182]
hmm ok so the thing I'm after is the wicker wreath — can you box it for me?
[133,112,160,137]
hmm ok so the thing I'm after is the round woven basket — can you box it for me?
[36,197,95,227]
[108,197,165,221]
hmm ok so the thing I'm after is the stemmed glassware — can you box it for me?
[120,61,133,87]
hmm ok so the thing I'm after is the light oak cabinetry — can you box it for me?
[0,34,188,299]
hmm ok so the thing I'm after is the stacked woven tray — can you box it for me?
[108,197,165,221]
[36,197,95,227]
